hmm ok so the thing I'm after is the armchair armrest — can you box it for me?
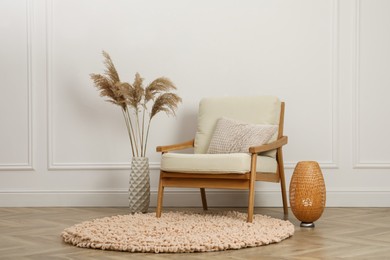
[156,139,195,153]
[249,136,288,154]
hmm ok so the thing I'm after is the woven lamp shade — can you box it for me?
[289,161,326,227]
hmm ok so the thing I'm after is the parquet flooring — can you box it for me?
[0,207,389,259]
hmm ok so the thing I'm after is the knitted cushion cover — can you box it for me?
[207,117,278,154]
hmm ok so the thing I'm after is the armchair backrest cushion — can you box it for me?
[194,96,281,155]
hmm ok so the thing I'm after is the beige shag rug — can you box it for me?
[62,211,294,253]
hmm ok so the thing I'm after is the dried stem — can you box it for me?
[135,109,142,157]
[121,108,135,157]
[141,103,147,157]
[144,117,152,157]
[125,108,139,157]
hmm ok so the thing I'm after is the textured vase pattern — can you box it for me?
[289,161,326,223]
[129,157,150,213]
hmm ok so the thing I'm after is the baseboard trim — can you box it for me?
[0,189,389,207]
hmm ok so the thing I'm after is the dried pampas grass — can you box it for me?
[90,51,181,157]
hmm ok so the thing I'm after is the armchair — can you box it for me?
[156,96,288,222]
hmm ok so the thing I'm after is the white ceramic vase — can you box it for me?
[129,157,150,213]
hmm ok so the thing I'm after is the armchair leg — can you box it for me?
[278,149,289,218]
[247,154,257,223]
[200,188,208,210]
[247,187,255,223]
[280,176,288,218]
[156,173,164,218]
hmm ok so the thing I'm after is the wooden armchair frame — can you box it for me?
[156,102,288,222]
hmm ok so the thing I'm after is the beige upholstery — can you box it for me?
[194,96,281,157]
[161,153,278,174]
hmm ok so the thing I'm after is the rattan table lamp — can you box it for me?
[289,161,326,227]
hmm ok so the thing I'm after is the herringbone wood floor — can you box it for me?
[0,207,389,259]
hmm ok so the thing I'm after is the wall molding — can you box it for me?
[0,0,33,171]
[0,188,389,207]
[328,0,340,169]
[49,162,161,170]
[46,0,54,170]
[45,0,159,171]
[352,0,363,168]
[281,0,340,170]
[352,0,390,169]
[46,0,339,170]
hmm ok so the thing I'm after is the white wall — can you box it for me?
[1,0,389,207]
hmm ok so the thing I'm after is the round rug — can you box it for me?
[62,211,294,253]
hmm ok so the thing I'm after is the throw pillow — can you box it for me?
[207,117,278,154]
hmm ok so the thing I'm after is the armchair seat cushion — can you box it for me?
[161,153,277,174]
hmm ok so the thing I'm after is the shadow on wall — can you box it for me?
[173,109,198,154]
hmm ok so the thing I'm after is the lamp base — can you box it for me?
[300,222,315,228]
